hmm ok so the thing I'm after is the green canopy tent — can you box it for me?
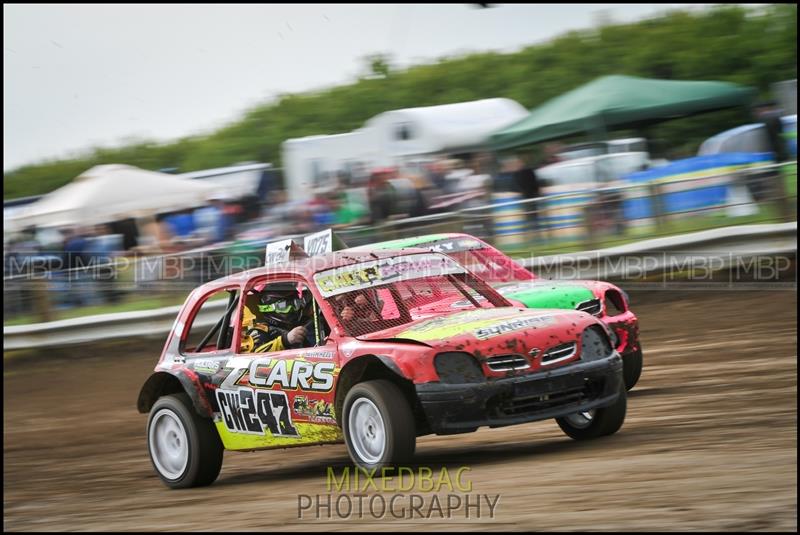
[488,75,756,151]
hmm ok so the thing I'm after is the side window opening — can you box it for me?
[182,288,240,354]
[240,280,330,354]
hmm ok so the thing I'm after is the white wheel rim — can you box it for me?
[565,410,596,429]
[149,409,189,480]
[348,398,386,464]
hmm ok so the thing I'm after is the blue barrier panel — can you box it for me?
[492,192,529,249]
[622,153,774,220]
[539,186,593,242]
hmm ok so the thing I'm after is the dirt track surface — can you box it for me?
[4,290,797,531]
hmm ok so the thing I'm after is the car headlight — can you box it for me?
[434,352,485,384]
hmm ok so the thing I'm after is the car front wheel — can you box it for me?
[556,384,626,440]
[343,380,416,469]
[623,346,643,390]
[147,393,223,489]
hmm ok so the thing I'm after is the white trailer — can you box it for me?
[281,98,528,202]
[281,129,378,203]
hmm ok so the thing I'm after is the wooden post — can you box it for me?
[32,278,53,323]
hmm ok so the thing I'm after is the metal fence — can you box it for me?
[3,161,797,325]
[338,161,797,250]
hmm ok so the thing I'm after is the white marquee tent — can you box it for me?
[7,164,218,230]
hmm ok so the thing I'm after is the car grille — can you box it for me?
[576,298,602,316]
[493,379,605,417]
[541,342,577,365]
[486,354,530,372]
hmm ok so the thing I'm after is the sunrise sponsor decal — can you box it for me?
[314,253,464,297]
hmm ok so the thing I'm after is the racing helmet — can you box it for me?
[257,282,307,329]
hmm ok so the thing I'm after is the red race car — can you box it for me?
[138,248,626,488]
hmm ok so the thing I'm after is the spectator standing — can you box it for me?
[492,157,518,194]
[89,224,122,304]
[513,155,541,200]
[211,199,234,243]
[543,142,564,166]
[752,100,792,220]
[164,210,196,240]
[63,227,90,306]
[309,190,337,230]
[63,227,88,270]
[462,154,492,206]
[406,174,433,218]
[444,158,473,195]
[512,155,544,235]
[194,200,223,245]
[367,168,396,224]
[336,186,368,226]
[755,100,790,163]
[426,159,449,192]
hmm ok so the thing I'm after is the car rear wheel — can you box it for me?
[343,380,416,469]
[623,346,643,390]
[556,384,626,440]
[147,393,223,489]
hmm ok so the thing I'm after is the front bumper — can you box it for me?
[416,353,623,434]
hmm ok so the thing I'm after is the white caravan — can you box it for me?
[281,98,528,202]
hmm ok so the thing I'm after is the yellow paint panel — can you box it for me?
[216,421,344,451]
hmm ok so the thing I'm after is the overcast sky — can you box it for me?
[4,3,740,171]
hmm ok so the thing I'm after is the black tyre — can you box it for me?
[342,380,416,469]
[556,384,627,440]
[147,393,223,489]
[623,346,643,390]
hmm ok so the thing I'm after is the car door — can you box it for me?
[213,276,343,451]
[180,284,242,392]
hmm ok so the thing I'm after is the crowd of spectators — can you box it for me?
[299,151,551,227]
[3,150,555,318]
[5,150,552,262]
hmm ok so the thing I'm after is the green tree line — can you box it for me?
[4,4,796,199]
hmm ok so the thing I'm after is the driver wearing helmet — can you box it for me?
[334,288,384,325]
[241,283,310,353]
